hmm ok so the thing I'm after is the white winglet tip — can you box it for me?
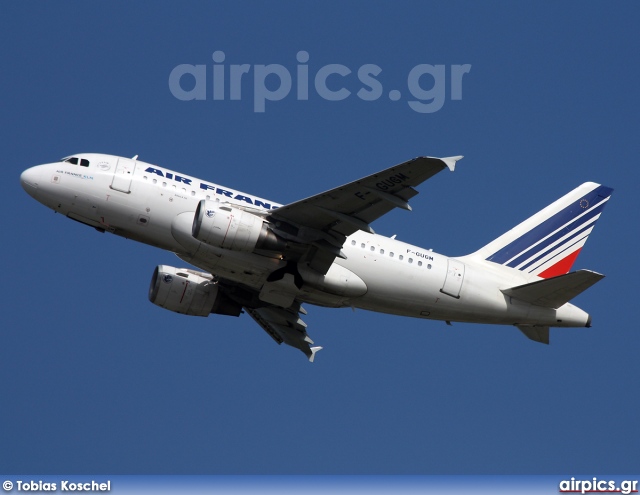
[441,155,463,172]
[308,346,323,362]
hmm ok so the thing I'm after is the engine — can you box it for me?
[192,200,284,252]
[148,265,241,317]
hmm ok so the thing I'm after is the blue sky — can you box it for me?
[1,2,638,475]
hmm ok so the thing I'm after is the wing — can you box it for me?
[268,155,462,273]
[188,273,322,362]
[245,303,322,362]
[179,156,461,361]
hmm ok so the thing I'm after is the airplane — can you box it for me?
[20,153,613,361]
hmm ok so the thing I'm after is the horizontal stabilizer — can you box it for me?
[502,269,605,309]
[517,325,550,344]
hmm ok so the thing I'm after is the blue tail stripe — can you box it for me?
[527,232,589,274]
[486,185,613,265]
[505,202,604,269]
[515,222,593,271]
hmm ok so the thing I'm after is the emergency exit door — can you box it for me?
[440,258,465,298]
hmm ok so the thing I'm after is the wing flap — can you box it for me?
[502,269,605,309]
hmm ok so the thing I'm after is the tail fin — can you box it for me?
[470,182,613,278]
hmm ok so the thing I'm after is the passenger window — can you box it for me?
[418,261,423,266]
[361,243,365,249]
[351,240,356,246]
[399,255,404,261]
[380,249,384,254]
[370,246,375,251]
[390,252,394,258]
[80,159,89,167]
[408,258,413,264]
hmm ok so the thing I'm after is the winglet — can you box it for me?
[440,155,463,172]
[308,346,323,363]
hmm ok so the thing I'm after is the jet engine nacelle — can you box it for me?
[192,201,283,252]
[148,265,241,317]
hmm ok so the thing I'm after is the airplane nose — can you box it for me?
[20,167,40,198]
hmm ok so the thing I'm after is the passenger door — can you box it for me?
[111,157,136,193]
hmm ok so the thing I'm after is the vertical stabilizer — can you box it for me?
[469,183,613,278]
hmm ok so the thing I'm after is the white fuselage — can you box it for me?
[20,153,590,330]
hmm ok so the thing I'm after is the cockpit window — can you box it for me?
[63,157,90,167]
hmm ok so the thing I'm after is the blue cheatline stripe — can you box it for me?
[527,232,589,274]
[516,222,594,271]
[506,206,602,269]
[486,185,613,266]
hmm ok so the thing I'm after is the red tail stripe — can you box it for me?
[538,249,582,279]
